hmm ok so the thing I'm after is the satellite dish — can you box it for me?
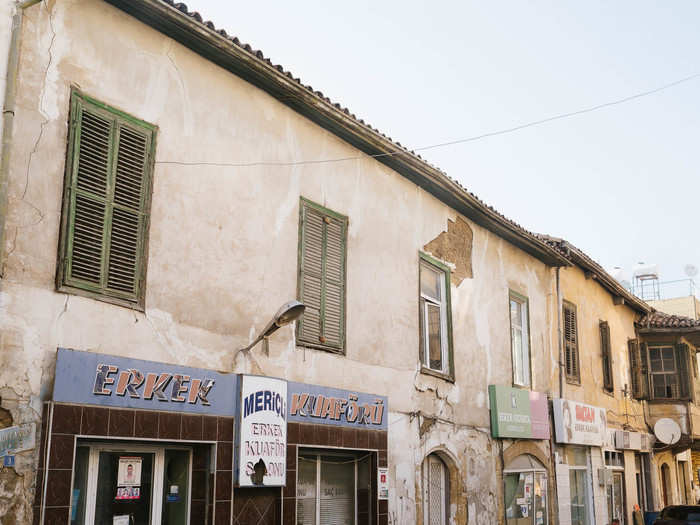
[654,418,681,445]
[684,264,698,278]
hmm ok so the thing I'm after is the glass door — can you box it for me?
[606,472,625,525]
[94,451,156,525]
[71,444,192,525]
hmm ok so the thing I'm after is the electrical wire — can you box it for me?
[156,71,700,169]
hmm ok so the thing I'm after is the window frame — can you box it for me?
[55,88,157,310]
[296,197,348,354]
[508,290,531,388]
[648,345,679,400]
[563,300,581,385]
[418,252,454,381]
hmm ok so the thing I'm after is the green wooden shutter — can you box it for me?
[600,321,613,392]
[563,303,579,382]
[297,199,347,352]
[59,91,155,306]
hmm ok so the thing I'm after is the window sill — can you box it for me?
[56,284,144,312]
[565,378,581,386]
[420,366,455,383]
[512,382,532,390]
[602,388,615,398]
[296,340,346,356]
[646,397,691,404]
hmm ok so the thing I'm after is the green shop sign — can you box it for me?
[488,385,549,439]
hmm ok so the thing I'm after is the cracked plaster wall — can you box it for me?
[0,1,558,522]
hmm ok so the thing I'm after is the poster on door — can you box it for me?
[117,457,142,486]
[378,467,389,500]
[236,375,287,487]
[115,486,140,500]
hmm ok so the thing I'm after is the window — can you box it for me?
[600,321,613,393]
[56,90,156,308]
[423,454,448,525]
[419,254,454,378]
[563,301,580,383]
[504,455,548,525]
[297,452,371,525]
[297,198,348,353]
[649,346,678,399]
[509,292,530,387]
[565,447,591,525]
[629,342,690,400]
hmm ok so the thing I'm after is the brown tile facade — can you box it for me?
[281,422,387,525]
[40,403,226,525]
[37,405,387,525]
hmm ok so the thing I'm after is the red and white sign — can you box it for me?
[237,376,287,487]
[553,398,607,446]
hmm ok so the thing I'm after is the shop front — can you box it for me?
[552,398,606,525]
[282,382,388,525]
[35,348,388,525]
[488,385,552,525]
[37,348,238,525]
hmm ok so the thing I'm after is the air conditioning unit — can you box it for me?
[615,430,642,450]
[598,468,612,486]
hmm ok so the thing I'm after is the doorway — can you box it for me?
[70,443,192,525]
[661,463,671,507]
[606,471,625,525]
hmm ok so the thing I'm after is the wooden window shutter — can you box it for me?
[58,91,155,306]
[563,302,580,382]
[628,339,649,399]
[297,199,347,352]
[675,343,691,399]
[600,321,613,392]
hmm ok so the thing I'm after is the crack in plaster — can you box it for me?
[17,1,55,232]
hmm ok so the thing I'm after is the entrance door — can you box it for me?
[71,444,192,525]
[606,472,625,525]
[424,454,447,525]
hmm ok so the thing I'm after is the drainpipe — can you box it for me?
[0,0,41,278]
[556,266,564,399]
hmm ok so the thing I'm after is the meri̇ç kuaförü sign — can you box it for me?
[236,375,287,487]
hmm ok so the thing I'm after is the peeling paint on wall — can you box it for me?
[423,216,473,286]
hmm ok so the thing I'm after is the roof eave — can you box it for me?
[566,252,651,314]
[105,0,570,268]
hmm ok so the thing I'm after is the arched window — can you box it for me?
[423,454,449,525]
[504,454,548,525]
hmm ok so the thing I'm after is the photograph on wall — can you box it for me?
[117,456,142,487]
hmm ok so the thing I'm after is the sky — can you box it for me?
[184,1,700,286]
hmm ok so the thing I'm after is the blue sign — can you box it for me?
[3,455,15,467]
[287,381,388,430]
[53,348,238,416]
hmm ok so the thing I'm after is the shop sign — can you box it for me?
[53,348,238,416]
[0,423,35,457]
[236,375,287,487]
[553,398,607,446]
[378,467,389,500]
[287,382,387,430]
[488,385,549,439]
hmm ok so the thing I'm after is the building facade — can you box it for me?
[0,0,566,524]
[1,1,698,525]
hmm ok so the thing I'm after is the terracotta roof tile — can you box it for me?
[637,311,700,329]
